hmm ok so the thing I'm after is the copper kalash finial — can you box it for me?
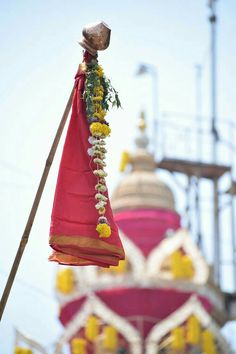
[79,21,111,56]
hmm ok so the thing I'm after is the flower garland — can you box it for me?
[83,57,121,239]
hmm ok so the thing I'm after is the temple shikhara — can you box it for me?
[51,114,232,354]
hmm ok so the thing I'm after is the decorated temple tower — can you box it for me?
[54,114,231,354]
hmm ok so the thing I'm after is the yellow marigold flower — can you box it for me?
[94,90,104,98]
[96,71,103,78]
[96,66,104,78]
[96,223,111,238]
[94,112,102,119]
[93,110,106,120]
[93,103,102,111]
[102,124,111,136]
[99,110,106,118]
[94,86,104,93]
[90,122,111,137]
[92,96,103,102]
[90,122,103,136]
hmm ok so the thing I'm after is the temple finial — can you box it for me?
[138,111,146,132]
[135,111,149,149]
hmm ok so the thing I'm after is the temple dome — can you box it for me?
[111,148,175,212]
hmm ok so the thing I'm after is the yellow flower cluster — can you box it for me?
[92,96,103,102]
[92,83,106,122]
[90,122,111,137]
[96,223,111,238]
[71,338,86,354]
[96,65,104,78]
[103,326,118,350]
[170,321,216,353]
[56,268,75,294]
[119,151,130,172]
[93,110,106,119]
[94,86,104,97]
[85,315,99,341]
[171,250,194,279]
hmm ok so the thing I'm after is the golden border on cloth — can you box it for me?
[49,235,125,258]
[49,251,116,267]
[53,245,122,264]
[49,252,101,265]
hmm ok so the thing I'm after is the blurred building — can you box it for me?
[50,113,232,354]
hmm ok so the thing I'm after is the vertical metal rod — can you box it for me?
[213,178,220,284]
[195,177,202,250]
[161,113,167,157]
[209,0,218,161]
[209,0,220,285]
[194,65,203,250]
[231,187,236,291]
[195,64,203,161]
[186,176,192,232]
[229,123,236,290]
[152,70,158,159]
[136,64,158,158]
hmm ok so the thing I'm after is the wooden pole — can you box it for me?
[0,85,75,321]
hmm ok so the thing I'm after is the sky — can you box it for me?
[1,0,236,353]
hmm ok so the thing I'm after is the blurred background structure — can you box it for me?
[1,0,236,353]
[46,112,233,354]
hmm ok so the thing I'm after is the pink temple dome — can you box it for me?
[115,208,180,256]
[111,138,181,255]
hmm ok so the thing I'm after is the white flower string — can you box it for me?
[83,57,121,238]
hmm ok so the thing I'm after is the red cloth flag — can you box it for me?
[49,52,125,267]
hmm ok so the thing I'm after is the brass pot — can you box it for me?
[79,21,111,56]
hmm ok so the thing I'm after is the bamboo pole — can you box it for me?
[0,84,75,321]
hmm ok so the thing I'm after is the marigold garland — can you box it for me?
[83,57,121,238]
